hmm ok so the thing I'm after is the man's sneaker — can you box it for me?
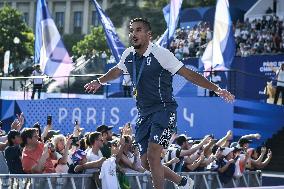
[178,176,194,189]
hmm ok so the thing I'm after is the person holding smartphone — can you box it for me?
[21,128,56,173]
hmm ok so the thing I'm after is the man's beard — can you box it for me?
[133,44,141,49]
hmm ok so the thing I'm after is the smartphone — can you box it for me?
[234,155,239,162]
[0,121,2,129]
[71,137,79,146]
[47,115,52,125]
[75,119,78,125]
[48,142,54,148]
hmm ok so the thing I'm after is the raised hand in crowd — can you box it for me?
[73,121,83,138]
[11,112,25,131]
[261,146,267,154]
[121,122,132,138]
[254,133,261,140]
[267,149,272,158]
[41,123,52,142]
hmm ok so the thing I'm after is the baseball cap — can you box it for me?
[96,125,114,133]
[230,142,239,148]
[238,138,252,146]
[71,149,86,164]
[233,146,242,153]
[44,130,60,142]
[175,134,191,146]
[222,147,234,156]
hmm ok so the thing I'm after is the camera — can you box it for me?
[124,136,130,144]
[234,155,239,162]
[48,142,54,149]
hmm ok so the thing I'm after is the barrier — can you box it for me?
[0,171,261,189]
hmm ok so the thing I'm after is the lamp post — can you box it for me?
[12,37,20,90]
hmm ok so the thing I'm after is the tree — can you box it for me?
[0,5,34,75]
[72,26,109,59]
[143,0,168,9]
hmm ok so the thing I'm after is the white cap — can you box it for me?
[222,147,234,156]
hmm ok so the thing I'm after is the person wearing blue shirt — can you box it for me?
[84,18,235,189]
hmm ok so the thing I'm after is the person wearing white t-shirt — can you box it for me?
[31,65,43,100]
[273,63,284,105]
[85,132,105,173]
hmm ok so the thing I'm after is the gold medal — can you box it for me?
[133,88,138,98]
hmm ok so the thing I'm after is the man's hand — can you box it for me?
[215,88,235,103]
[170,157,180,164]
[267,149,272,158]
[226,130,233,139]
[84,80,101,93]
[254,133,261,140]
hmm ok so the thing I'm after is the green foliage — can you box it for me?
[143,0,168,9]
[62,34,84,54]
[72,26,109,59]
[0,5,34,72]
[183,0,216,8]
[106,4,166,39]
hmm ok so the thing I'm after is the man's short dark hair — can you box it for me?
[129,17,151,31]
[21,128,37,146]
[96,125,113,134]
[88,131,102,145]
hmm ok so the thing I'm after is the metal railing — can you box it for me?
[0,69,281,100]
[0,171,262,189]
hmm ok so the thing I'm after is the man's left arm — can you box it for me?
[177,66,235,102]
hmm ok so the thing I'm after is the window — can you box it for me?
[73,11,82,34]
[55,12,64,33]
[22,12,29,24]
[92,11,99,27]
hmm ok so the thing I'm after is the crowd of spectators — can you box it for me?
[0,113,272,188]
[166,15,284,60]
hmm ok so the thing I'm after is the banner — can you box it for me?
[3,50,10,75]
[92,0,125,97]
[1,98,283,147]
[34,0,73,77]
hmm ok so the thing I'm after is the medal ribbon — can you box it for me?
[132,53,147,90]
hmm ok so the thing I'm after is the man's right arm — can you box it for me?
[98,66,123,84]
[84,66,123,93]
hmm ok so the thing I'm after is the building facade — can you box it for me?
[0,0,112,35]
